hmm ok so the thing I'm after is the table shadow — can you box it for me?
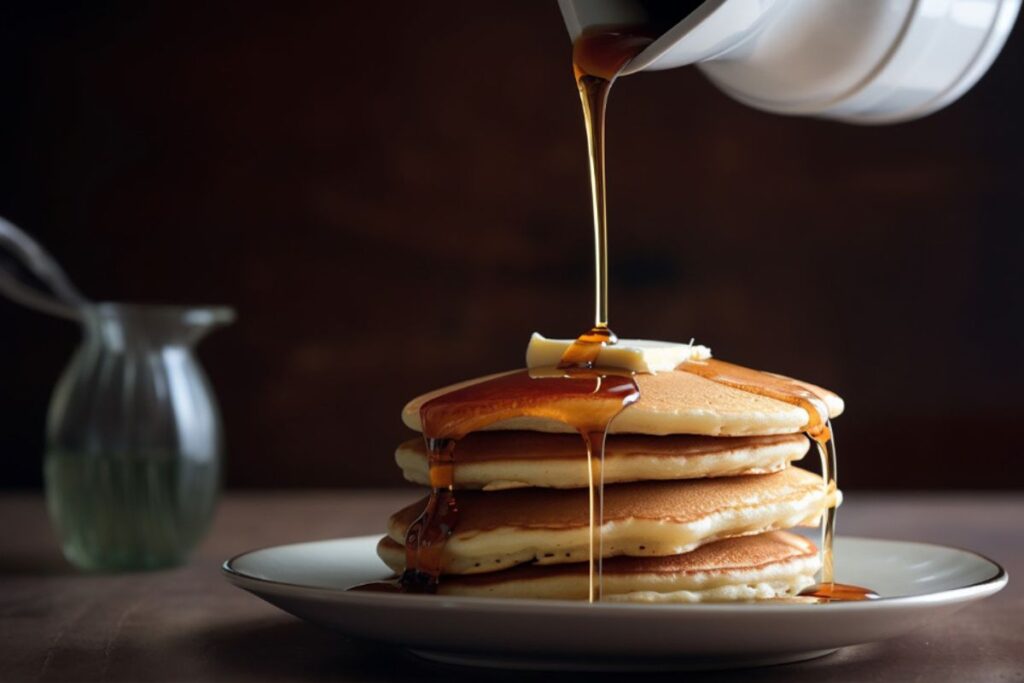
[186,617,895,683]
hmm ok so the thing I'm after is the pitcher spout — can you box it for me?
[558,0,781,74]
[84,303,235,349]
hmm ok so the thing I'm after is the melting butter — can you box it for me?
[526,333,711,373]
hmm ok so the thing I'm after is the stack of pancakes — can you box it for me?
[378,366,843,602]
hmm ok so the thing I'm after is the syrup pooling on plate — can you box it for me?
[799,581,879,602]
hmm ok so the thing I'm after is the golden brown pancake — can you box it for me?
[376,530,821,601]
[384,467,839,574]
[401,367,844,437]
[396,431,809,490]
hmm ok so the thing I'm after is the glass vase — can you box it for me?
[44,303,233,571]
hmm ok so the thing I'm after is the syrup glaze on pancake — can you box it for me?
[401,367,844,437]
[676,359,834,441]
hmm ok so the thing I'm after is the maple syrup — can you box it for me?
[799,582,879,602]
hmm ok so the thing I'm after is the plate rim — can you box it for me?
[222,534,1008,614]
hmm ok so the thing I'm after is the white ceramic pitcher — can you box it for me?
[559,0,1020,123]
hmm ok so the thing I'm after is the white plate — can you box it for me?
[223,535,1006,671]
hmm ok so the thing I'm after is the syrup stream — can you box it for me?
[398,27,653,602]
[573,28,654,328]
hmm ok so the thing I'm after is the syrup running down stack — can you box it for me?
[369,17,874,602]
[377,337,848,602]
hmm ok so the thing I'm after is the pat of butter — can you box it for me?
[526,333,711,374]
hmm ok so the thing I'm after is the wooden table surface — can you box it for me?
[1,491,1021,682]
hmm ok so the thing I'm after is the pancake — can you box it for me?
[401,367,844,437]
[396,432,809,490]
[376,531,820,602]
[385,467,839,575]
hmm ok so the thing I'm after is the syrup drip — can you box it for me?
[675,358,873,600]
[555,328,629,602]
[402,368,639,601]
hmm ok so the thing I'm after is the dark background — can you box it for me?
[1,2,1021,490]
